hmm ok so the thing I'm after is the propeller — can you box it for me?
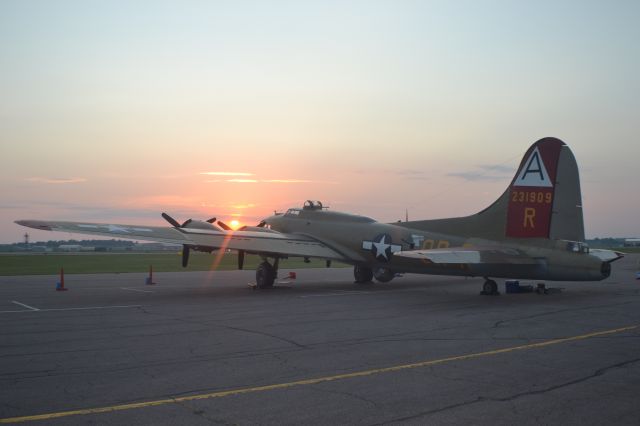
[161,212,181,228]
[162,212,213,268]
[217,221,232,231]
[161,212,262,270]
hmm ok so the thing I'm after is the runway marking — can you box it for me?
[0,324,636,424]
[0,305,142,314]
[120,287,155,293]
[11,301,39,311]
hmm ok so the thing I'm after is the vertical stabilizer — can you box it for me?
[403,137,585,243]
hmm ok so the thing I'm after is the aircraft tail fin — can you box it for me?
[404,137,585,242]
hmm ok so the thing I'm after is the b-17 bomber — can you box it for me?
[16,137,623,294]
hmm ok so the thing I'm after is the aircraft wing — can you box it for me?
[14,220,345,260]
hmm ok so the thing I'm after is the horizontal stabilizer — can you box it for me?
[589,249,624,263]
[395,246,538,265]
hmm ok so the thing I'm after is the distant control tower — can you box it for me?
[24,232,29,245]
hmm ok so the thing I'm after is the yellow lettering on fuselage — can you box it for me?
[422,239,450,249]
[524,207,536,228]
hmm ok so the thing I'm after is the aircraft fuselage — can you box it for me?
[264,205,609,282]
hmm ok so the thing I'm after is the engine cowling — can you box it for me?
[181,219,221,231]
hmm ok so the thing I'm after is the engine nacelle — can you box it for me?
[182,219,221,231]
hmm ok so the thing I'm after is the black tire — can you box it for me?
[354,265,373,284]
[373,267,394,283]
[256,262,275,289]
[482,280,498,294]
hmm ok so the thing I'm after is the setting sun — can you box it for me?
[230,220,240,229]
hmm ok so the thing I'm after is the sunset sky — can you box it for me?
[1,1,639,243]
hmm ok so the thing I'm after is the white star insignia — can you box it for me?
[373,235,391,260]
[362,234,402,261]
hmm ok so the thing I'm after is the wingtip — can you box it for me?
[14,220,53,231]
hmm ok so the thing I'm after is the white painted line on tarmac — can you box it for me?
[0,305,142,314]
[39,305,143,312]
[120,287,155,293]
[11,300,39,311]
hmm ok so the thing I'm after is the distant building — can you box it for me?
[57,244,94,252]
[136,242,181,252]
[624,238,640,247]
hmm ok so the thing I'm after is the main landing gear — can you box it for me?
[256,258,279,289]
[354,265,373,284]
[481,277,499,295]
[353,265,397,284]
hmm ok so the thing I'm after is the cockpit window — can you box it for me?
[303,200,324,210]
[286,209,300,216]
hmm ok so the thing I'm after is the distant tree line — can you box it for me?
[586,238,625,248]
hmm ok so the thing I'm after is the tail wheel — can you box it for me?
[354,265,373,284]
[482,279,498,295]
[256,262,275,289]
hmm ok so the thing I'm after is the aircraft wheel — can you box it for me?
[256,262,275,289]
[354,265,373,284]
[482,279,498,295]
[373,267,394,283]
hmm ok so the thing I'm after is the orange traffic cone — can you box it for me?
[145,265,156,285]
[56,268,68,291]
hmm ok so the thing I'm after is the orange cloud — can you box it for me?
[205,178,336,184]
[230,203,257,209]
[26,177,87,184]
[200,172,254,176]
[263,179,311,183]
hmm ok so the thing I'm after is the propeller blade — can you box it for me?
[238,250,245,270]
[181,219,192,227]
[182,245,190,268]
[217,221,232,231]
[205,217,217,224]
[257,221,266,228]
[162,212,181,228]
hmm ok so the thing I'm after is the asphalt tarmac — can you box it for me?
[1,255,639,425]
